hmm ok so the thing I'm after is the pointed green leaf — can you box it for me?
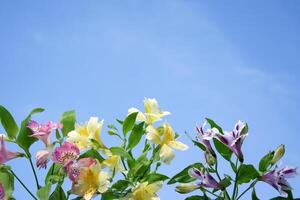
[237,164,259,184]
[168,163,204,184]
[0,105,19,139]
[205,118,223,133]
[16,108,44,154]
[122,112,138,135]
[213,138,232,161]
[259,151,274,172]
[127,122,145,150]
[60,110,76,137]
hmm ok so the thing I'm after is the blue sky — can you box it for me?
[0,1,299,199]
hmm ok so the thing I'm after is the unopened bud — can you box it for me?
[175,183,200,194]
[205,152,216,166]
[271,144,285,165]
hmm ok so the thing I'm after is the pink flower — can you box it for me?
[27,120,63,146]
[52,142,80,167]
[259,166,297,196]
[66,157,97,182]
[0,183,5,200]
[0,136,20,164]
[36,146,54,169]
[188,167,223,190]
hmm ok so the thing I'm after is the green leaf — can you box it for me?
[49,184,67,200]
[259,151,274,172]
[16,108,44,154]
[80,148,105,162]
[111,180,131,191]
[213,138,232,161]
[127,122,145,150]
[0,105,19,139]
[192,140,206,151]
[122,112,138,135]
[55,130,62,140]
[205,118,223,133]
[0,170,14,198]
[60,110,76,137]
[109,147,131,159]
[37,184,52,200]
[45,163,64,185]
[252,188,259,200]
[146,173,169,184]
[237,164,259,184]
[219,176,231,188]
[101,191,116,200]
[168,163,204,184]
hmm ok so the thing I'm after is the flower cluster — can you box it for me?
[171,119,297,199]
[0,102,297,200]
[0,98,188,200]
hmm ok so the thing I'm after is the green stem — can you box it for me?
[202,188,221,198]
[10,170,38,200]
[28,156,40,189]
[236,180,257,200]
[232,161,241,200]
[215,161,230,199]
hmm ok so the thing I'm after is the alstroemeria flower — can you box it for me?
[36,145,54,169]
[0,136,20,164]
[259,166,297,196]
[188,167,223,190]
[216,120,248,162]
[103,155,124,172]
[67,157,97,182]
[27,120,63,146]
[146,123,188,164]
[52,142,80,167]
[121,181,163,200]
[71,160,110,200]
[67,117,105,150]
[0,183,5,200]
[128,98,171,124]
[196,121,218,156]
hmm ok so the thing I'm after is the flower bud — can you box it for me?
[175,183,200,194]
[205,152,216,166]
[271,144,285,165]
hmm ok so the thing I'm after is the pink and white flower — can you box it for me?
[0,183,5,200]
[27,120,63,146]
[66,157,97,182]
[188,167,223,190]
[0,136,20,164]
[216,120,248,162]
[259,166,297,196]
[52,142,80,167]
[36,146,54,169]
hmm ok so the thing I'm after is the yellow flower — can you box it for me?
[67,117,105,150]
[128,98,170,124]
[121,181,162,200]
[102,155,124,172]
[146,123,188,164]
[71,162,110,200]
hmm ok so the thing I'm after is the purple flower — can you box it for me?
[0,183,5,200]
[259,166,297,196]
[52,142,80,167]
[27,120,63,146]
[196,122,218,156]
[216,120,248,162]
[36,146,53,169]
[188,167,223,190]
[0,136,20,164]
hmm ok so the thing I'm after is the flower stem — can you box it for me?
[236,180,257,200]
[215,161,230,199]
[10,170,38,200]
[232,160,241,200]
[28,156,41,189]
